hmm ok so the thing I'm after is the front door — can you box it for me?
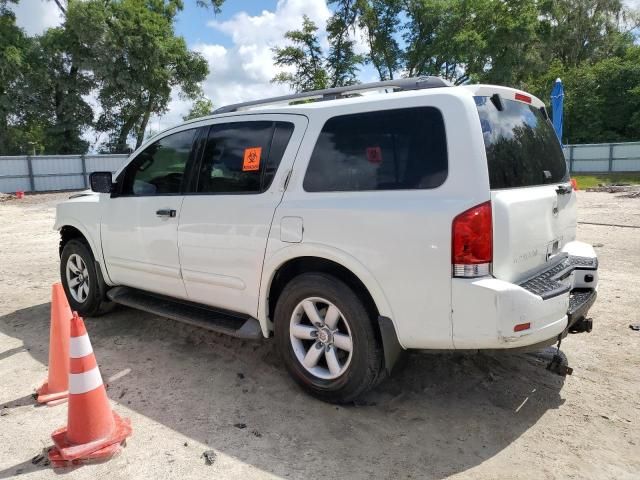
[178,115,307,315]
[101,127,200,298]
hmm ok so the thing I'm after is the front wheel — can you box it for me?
[274,273,384,403]
[60,239,112,317]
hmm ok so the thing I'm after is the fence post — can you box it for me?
[569,145,574,174]
[26,155,36,192]
[81,154,88,188]
[608,144,614,173]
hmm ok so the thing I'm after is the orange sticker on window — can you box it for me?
[242,147,262,171]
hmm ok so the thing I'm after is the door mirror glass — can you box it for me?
[90,171,114,193]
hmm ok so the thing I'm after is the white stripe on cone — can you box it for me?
[69,334,93,358]
[69,366,103,394]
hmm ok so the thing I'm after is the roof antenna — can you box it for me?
[490,93,504,111]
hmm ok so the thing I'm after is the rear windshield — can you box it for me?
[475,96,568,189]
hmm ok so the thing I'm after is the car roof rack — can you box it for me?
[212,76,451,114]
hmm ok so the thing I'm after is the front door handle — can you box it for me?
[156,209,176,218]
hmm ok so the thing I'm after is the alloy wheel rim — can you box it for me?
[289,297,353,380]
[66,253,90,303]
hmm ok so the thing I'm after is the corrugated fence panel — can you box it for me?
[0,156,30,193]
[612,143,640,172]
[1,144,639,193]
[85,155,128,173]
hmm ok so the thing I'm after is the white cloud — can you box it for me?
[11,0,63,36]
[153,0,334,132]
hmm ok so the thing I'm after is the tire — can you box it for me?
[274,272,384,404]
[60,239,112,317]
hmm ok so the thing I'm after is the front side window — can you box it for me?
[194,121,294,194]
[303,107,448,192]
[121,129,196,195]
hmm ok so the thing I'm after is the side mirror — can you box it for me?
[89,171,114,193]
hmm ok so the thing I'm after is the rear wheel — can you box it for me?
[60,239,112,317]
[274,272,383,403]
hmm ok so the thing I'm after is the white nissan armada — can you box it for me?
[55,77,598,403]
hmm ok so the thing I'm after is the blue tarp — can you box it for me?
[551,78,564,144]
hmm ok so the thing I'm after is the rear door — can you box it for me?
[178,114,307,315]
[473,89,574,283]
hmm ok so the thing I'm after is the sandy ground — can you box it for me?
[0,191,639,480]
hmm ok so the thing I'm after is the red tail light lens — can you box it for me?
[570,178,578,191]
[452,201,493,278]
[514,92,532,103]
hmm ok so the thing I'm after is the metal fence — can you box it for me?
[0,154,128,193]
[563,142,640,173]
[1,142,639,193]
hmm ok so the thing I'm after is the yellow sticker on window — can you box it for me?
[242,147,262,171]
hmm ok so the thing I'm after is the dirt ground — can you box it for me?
[0,191,638,480]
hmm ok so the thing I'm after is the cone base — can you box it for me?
[48,441,123,468]
[50,412,132,461]
[36,382,68,405]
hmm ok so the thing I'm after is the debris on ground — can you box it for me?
[233,423,247,429]
[630,324,640,331]
[201,450,216,466]
[251,430,262,438]
[237,372,245,379]
[586,184,640,194]
[0,193,14,203]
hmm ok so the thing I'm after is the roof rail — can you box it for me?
[212,76,451,114]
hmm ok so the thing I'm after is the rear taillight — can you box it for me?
[570,178,578,191]
[452,201,493,278]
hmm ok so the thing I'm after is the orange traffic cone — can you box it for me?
[48,313,131,467]
[36,283,71,405]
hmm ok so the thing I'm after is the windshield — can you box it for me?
[475,96,568,189]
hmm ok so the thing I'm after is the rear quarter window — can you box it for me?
[303,107,448,192]
[475,96,568,189]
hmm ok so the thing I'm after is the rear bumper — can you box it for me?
[451,241,598,350]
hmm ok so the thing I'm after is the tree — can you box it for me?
[65,0,209,153]
[326,3,364,87]
[183,97,214,121]
[272,16,329,92]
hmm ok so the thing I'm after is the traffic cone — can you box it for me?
[36,283,71,406]
[48,313,131,467]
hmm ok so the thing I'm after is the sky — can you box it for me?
[10,0,374,147]
[9,0,640,148]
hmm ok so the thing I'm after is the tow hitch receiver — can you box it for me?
[546,336,573,377]
[569,317,593,334]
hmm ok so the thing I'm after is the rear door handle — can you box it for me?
[156,209,176,218]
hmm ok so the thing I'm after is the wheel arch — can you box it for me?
[259,245,396,337]
[57,220,111,285]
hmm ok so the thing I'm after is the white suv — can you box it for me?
[55,77,598,403]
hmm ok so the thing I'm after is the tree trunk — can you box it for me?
[135,97,154,149]
[115,116,136,153]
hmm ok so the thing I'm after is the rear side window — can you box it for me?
[475,96,568,189]
[303,107,447,192]
[195,121,294,194]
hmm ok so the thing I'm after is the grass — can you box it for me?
[572,174,640,189]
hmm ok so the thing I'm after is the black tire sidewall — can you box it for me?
[274,272,382,403]
[60,239,104,317]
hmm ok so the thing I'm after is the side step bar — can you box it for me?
[106,286,263,340]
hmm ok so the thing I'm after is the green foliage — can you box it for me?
[183,97,214,121]
[65,0,209,153]
[271,0,639,143]
[0,0,219,155]
[572,174,640,188]
[272,16,330,92]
